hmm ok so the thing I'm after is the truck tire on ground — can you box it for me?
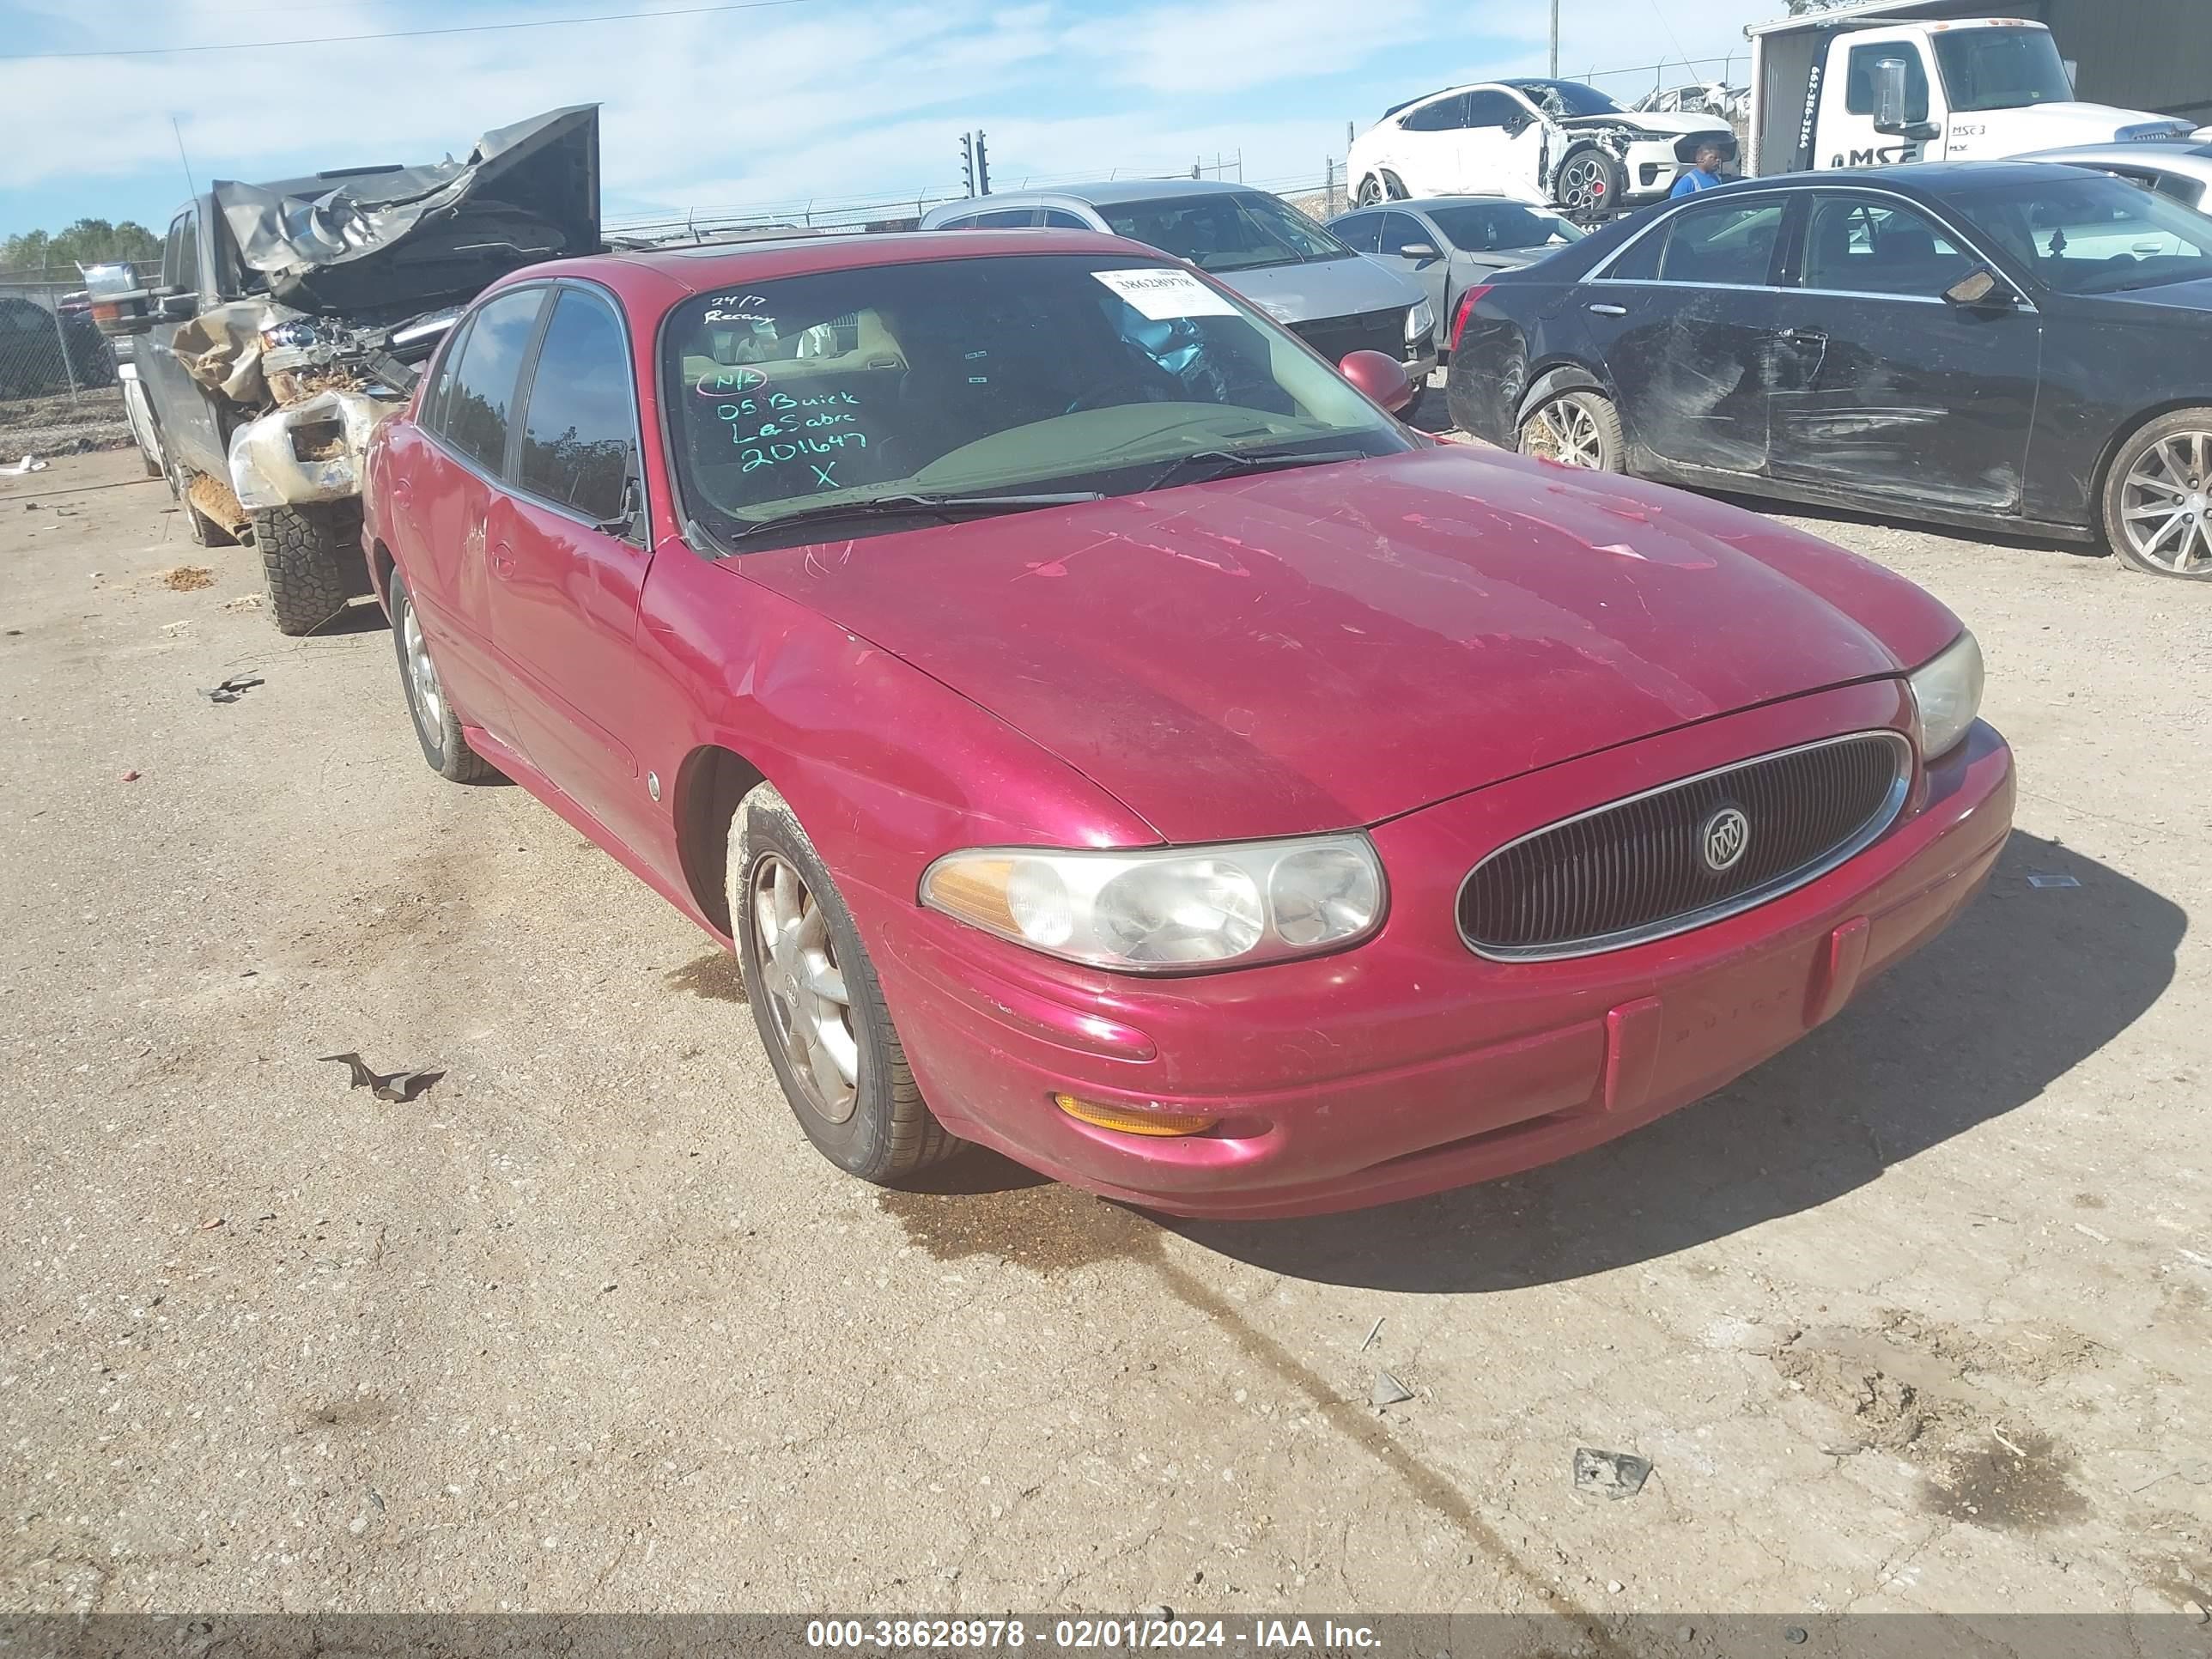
[2101,408,2212,580]
[1518,389,1625,472]
[1554,147,1626,223]
[173,465,237,548]
[253,502,356,635]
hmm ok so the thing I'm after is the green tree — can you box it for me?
[2,217,162,276]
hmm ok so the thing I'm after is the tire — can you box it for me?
[731,783,963,1186]
[388,567,492,781]
[2100,408,2212,579]
[1355,174,1384,207]
[1518,388,1626,472]
[253,502,354,635]
[173,464,234,548]
[1554,147,1626,223]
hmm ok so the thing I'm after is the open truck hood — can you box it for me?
[212,105,600,317]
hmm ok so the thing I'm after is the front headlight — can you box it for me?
[1405,299,1436,346]
[1909,629,1984,758]
[921,836,1386,972]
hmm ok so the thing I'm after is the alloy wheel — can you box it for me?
[1356,176,1382,206]
[1558,155,1608,216]
[401,599,447,736]
[2118,428,2212,574]
[750,852,860,1125]
[1522,398,1606,469]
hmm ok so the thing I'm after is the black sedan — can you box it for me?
[1445,162,2212,579]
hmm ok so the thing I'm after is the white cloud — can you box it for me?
[0,0,1772,232]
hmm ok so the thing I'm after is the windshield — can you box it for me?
[1948,171,2212,294]
[664,252,1409,547]
[1427,203,1585,252]
[1931,27,2074,113]
[1099,193,1350,272]
[1505,80,1623,118]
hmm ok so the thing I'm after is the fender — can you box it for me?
[1516,362,1609,426]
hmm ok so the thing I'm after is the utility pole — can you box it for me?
[959,131,975,198]
[1549,0,1559,77]
[975,130,990,196]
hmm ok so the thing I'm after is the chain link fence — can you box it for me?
[0,263,150,460]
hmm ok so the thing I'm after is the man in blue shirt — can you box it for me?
[1671,140,1729,198]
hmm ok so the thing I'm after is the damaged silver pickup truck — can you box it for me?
[94,106,599,634]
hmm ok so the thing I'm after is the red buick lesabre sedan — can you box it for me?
[360,229,2013,1219]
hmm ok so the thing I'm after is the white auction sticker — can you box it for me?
[1092,267,1239,320]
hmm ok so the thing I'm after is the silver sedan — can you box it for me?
[1328,196,1585,359]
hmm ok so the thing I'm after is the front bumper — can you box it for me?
[859,684,2014,1219]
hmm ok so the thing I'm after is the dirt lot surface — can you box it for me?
[3,449,2208,1624]
[0,388,134,459]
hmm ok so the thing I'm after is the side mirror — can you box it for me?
[1873,58,1911,134]
[1942,268,2011,309]
[1396,240,1440,260]
[1339,348,1414,415]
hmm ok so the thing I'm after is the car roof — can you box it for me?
[1358,195,1537,214]
[476,228,1173,305]
[1690,161,2103,198]
[937,179,1272,210]
[2018,140,2212,167]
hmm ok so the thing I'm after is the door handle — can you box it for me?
[490,541,515,578]
[1587,302,1629,317]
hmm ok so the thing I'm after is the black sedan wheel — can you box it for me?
[1518,390,1623,472]
[2104,410,2212,579]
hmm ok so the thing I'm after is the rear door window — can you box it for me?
[973,208,1041,228]
[439,286,550,476]
[1041,209,1091,229]
[516,288,639,525]
[1656,199,1786,285]
[1403,93,1470,132]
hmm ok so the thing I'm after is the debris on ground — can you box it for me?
[316,1050,444,1103]
[161,565,216,592]
[2184,1601,2208,1625]
[1359,1316,1383,1352]
[1370,1370,1414,1409]
[200,674,264,704]
[8,455,51,475]
[2027,873,2081,889]
[223,593,265,613]
[1572,1446,1653,1499]
[120,769,140,782]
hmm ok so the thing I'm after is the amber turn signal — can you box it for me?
[1053,1093,1218,1138]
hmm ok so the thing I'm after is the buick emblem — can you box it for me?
[1698,804,1751,873]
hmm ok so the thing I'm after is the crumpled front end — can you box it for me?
[227,387,402,511]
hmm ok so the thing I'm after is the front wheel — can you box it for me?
[1518,389,1624,472]
[1554,148,1626,223]
[252,502,355,635]
[732,784,963,1185]
[2102,409,2212,579]
[1355,174,1384,207]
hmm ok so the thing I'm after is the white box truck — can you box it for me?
[1746,0,2208,176]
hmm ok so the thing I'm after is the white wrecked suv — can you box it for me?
[95,107,599,635]
[1348,79,1733,222]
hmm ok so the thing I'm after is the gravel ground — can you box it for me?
[2,447,2208,1626]
[0,389,134,459]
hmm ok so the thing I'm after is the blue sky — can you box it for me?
[0,0,1773,245]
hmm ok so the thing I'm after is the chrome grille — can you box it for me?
[1457,732,1913,961]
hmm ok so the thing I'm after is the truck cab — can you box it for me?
[1749,5,2202,178]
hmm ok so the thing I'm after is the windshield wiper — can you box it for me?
[1139,447,1373,493]
[720,490,1103,543]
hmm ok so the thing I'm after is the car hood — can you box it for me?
[1558,111,1728,137]
[212,105,599,318]
[727,445,1952,843]
[1969,104,2193,156]
[1211,253,1423,325]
